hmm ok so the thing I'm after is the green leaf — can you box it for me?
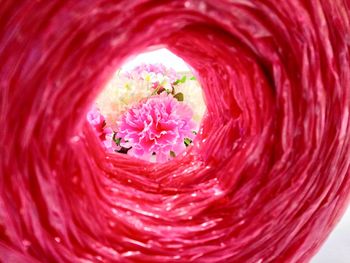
[190,76,196,80]
[184,138,192,147]
[113,135,121,146]
[180,75,187,83]
[173,75,187,85]
[173,92,184,101]
[170,151,176,157]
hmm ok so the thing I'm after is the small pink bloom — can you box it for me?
[87,107,119,152]
[125,63,179,83]
[86,106,105,133]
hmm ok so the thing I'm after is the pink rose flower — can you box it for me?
[117,94,195,163]
[87,107,119,152]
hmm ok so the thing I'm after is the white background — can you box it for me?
[122,49,190,72]
[312,207,350,262]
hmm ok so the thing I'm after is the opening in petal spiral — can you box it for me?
[88,49,205,163]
